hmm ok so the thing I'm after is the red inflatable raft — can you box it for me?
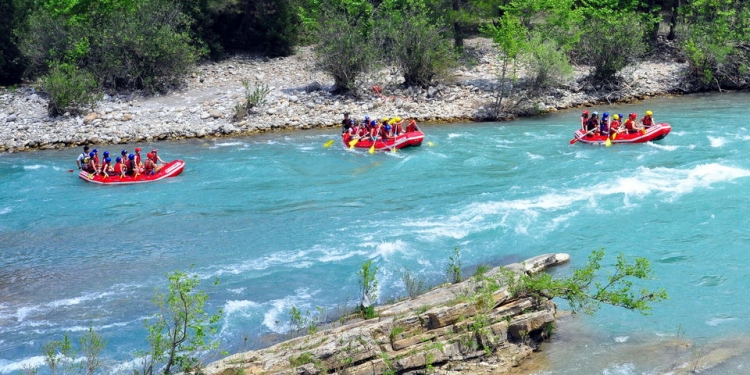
[571,123,671,145]
[78,159,186,185]
[342,131,425,151]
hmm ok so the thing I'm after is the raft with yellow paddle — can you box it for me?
[570,123,671,145]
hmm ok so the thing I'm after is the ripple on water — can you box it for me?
[657,252,691,264]
[696,274,725,287]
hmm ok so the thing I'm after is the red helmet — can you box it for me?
[135,147,141,152]
[629,113,637,119]
[582,110,589,116]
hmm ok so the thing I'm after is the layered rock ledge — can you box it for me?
[0,39,687,153]
[204,253,570,375]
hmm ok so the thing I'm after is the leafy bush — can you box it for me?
[41,63,99,116]
[138,270,222,375]
[378,3,456,87]
[523,32,573,92]
[574,11,649,80]
[678,0,750,89]
[88,0,197,92]
[314,0,376,94]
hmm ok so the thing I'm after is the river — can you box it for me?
[2,92,750,374]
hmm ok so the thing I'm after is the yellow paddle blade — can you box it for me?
[427,141,434,147]
[348,139,359,148]
[323,140,335,148]
[605,137,612,147]
[369,144,375,154]
[612,133,617,140]
[392,147,397,153]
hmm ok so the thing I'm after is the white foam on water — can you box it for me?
[526,152,544,160]
[373,240,407,258]
[22,164,44,170]
[647,142,679,151]
[614,336,629,343]
[708,136,727,148]
[224,299,260,317]
[227,288,246,294]
[706,314,738,327]
[0,355,46,374]
[262,288,316,334]
[0,207,10,215]
[212,141,246,148]
[602,362,636,375]
[447,133,467,139]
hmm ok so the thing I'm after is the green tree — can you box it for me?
[678,0,750,89]
[314,0,376,94]
[504,249,668,315]
[33,327,106,375]
[0,0,25,85]
[378,1,456,87]
[41,62,100,116]
[357,259,379,318]
[574,10,649,80]
[482,13,527,118]
[138,270,222,375]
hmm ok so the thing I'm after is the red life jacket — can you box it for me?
[641,116,653,126]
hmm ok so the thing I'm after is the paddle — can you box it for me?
[349,138,359,149]
[323,140,335,148]
[369,141,376,154]
[427,141,434,147]
[570,127,597,144]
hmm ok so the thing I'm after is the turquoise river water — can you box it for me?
[2,93,750,374]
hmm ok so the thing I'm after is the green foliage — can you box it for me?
[357,259,379,318]
[289,306,323,335]
[234,79,270,120]
[503,249,668,315]
[574,10,650,80]
[523,32,574,92]
[678,0,750,88]
[401,267,428,298]
[446,247,462,283]
[481,13,526,118]
[41,62,100,116]
[31,327,106,375]
[139,269,222,375]
[314,0,376,94]
[289,352,316,367]
[0,0,25,85]
[378,1,456,87]
[87,0,198,92]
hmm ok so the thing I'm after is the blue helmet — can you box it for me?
[92,148,98,153]
[89,151,95,157]
[105,157,111,163]
[365,115,370,120]
[370,120,376,126]
[103,151,110,157]
[385,125,392,131]
[121,150,127,155]
[592,111,598,116]
[602,112,609,118]
[116,156,122,162]
[128,153,135,160]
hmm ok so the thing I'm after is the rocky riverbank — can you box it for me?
[0,38,688,153]
[204,253,570,375]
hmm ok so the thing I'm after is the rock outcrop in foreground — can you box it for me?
[205,253,570,375]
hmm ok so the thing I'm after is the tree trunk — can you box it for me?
[453,0,463,49]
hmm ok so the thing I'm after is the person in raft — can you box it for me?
[76,145,91,171]
[622,113,637,133]
[151,149,166,164]
[134,147,144,170]
[113,156,126,177]
[341,112,351,134]
[125,154,138,176]
[640,110,655,129]
[581,110,590,131]
[405,118,420,133]
[585,111,600,135]
[143,152,158,174]
[610,114,623,135]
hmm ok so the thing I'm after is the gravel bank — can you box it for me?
[0,39,689,153]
